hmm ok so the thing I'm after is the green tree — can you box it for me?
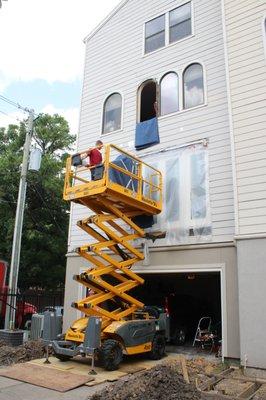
[0,114,75,290]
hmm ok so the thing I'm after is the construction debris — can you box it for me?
[0,339,44,366]
[89,364,201,400]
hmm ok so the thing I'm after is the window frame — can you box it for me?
[144,14,166,54]
[157,61,207,119]
[143,0,194,56]
[101,92,123,136]
[182,62,205,110]
[169,2,192,45]
[137,79,159,123]
[160,71,180,116]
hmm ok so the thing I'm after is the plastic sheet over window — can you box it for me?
[143,143,212,245]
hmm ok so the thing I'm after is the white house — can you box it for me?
[63,0,266,369]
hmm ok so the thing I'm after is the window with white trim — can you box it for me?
[145,14,165,54]
[169,2,192,43]
[144,2,192,54]
[160,72,179,115]
[102,93,122,134]
[183,63,204,109]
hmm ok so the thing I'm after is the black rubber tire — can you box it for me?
[149,334,166,360]
[99,339,123,371]
[54,354,72,362]
[172,327,186,346]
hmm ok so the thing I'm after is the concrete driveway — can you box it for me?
[0,376,107,400]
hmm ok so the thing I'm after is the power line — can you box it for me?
[0,109,23,123]
[30,183,65,235]
[0,94,31,114]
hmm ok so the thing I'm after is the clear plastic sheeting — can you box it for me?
[143,143,212,245]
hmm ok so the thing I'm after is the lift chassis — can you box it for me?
[52,144,167,370]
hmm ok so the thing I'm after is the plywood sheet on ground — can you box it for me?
[0,364,94,392]
[85,370,127,386]
[28,353,181,387]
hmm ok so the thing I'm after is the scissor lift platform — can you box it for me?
[64,144,162,216]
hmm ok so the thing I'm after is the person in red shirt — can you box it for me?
[82,140,103,180]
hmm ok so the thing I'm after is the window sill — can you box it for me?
[101,128,123,137]
[142,34,195,58]
[158,102,207,121]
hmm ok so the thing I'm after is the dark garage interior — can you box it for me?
[133,272,222,347]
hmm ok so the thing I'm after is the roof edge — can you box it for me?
[83,0,129,43]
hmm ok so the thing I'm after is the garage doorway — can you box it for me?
[133,271,222,354]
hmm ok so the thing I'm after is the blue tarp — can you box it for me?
[109,155,138,192]
[135,117,160,151]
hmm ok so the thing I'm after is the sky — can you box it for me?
[0,0,121,134]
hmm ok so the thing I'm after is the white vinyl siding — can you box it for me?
[69,0,234,249]
[224,0,266,235]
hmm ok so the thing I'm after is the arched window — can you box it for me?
[139,80,158,122]
[102,93,122,134]
[160,72,179,115]
[183,63,204,109]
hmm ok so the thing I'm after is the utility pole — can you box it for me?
[5,109,35,330]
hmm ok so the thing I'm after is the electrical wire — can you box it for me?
[0,109,23,123]
[0,94,30,113]
[30,183,65,235]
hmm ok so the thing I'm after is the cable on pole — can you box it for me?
[0,94,34,114]
[0,109,24,123]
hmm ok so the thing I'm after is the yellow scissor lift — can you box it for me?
[53,144,166,370]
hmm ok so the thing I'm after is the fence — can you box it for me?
[0,290,64,329]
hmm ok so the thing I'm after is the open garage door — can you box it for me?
[133,272,221,350]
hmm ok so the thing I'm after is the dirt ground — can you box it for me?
[90,363,201,400]
[0,339,44,366]
[89,357,223,400]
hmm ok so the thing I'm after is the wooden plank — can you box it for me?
[238,382,259,399]
[0,364,94,392]
[200,391,235,400]
[215,379,253,398]
[250,384,266,400]
[180,356,190,384]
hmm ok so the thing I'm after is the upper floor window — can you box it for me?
[145,15,165,54]
[139,80,158,122]
[169,2,192,43]
[102,93,122,134]
[144,2,192,55]
[160,72,179,115]
[183,63,204,109]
